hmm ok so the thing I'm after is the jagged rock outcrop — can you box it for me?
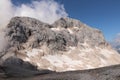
[6,17,107,51]
[0,17,120,72]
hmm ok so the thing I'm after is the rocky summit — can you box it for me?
[0,17,120,73]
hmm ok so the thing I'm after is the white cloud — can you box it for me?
[0,0,14,29]
[15,0,68,24]
[0,0,68,51]
[0,31,8,52]
[0,0,14,52]
[0,0,68,28]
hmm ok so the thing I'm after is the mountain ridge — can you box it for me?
[0,16,120,72]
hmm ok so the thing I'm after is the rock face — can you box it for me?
[0,17,120,72]
[0,57,54,77]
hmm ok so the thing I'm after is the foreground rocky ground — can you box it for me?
[0,64,120,80]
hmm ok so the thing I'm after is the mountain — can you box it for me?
[112,43,120,54]
[0,17,120,73]
[110,35,120,53]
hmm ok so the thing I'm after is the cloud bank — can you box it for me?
[15,0,68,24]
[0,0,68,27]
[0,0,14,29]
[0,0,68,52]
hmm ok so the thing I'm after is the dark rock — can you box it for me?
[2,57,37,71]
[0,57,54,77]
[0,64,120,80]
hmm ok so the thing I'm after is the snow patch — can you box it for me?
[43,55,83,68]
[24,57,31,62]
[100,49,112,58]
[69,46,76,50]
[26,48,43,57]
[36,63,41,67]
[73,26,79,29]
[51,27,61,31]
[82,42,89,47]
[43,55,63,67]
[100,58,108,65]
[67,28,73,34]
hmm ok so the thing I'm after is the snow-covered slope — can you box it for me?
[0,17,120,72]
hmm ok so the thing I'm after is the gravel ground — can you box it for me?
[0,65,120,80]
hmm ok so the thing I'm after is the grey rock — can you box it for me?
[5,17,108,52]
[53,17,107,47]
[0,57,54,77]
[52,17,82,28]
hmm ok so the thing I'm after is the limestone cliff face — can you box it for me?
[0,17,120,72]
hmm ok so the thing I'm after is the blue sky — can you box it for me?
[12,0,120,41]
